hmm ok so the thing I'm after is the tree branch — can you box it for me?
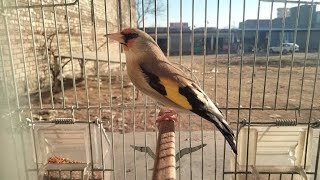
[136,0,165,27]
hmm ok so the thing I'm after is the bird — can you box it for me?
[106,28,237,154]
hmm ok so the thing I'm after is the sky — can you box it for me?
[141,0,320,28]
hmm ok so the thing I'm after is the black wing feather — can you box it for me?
[179,85,237,154]
[140,66,167,96]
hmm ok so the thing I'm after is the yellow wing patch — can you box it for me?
[159,78,192,110]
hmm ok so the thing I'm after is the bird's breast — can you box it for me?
[125,59,150,92]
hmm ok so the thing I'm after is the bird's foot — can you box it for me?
[156,108,178,123]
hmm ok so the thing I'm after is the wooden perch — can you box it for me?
[152,108,177,180]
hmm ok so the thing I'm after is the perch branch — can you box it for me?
[152,108,176,180]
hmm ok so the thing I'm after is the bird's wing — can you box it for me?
[140,59,237,154]
[140,59,222,118]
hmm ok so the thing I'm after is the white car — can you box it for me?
[270,43,299,54]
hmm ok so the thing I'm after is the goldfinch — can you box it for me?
[107,28,237,154]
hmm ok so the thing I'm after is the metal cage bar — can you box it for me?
[1,0,319,180]
[245,0,261,179]
[201,1,208,179]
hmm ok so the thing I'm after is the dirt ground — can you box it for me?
[29,53,320,133]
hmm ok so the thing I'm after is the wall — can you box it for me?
[0,0,136,98]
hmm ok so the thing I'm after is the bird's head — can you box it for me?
[106,28,160,55]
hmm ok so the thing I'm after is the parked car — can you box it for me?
[270,43,299,54]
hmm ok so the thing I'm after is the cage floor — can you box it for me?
[108,130,320,180]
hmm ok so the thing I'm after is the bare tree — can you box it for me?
[136,0,165,28]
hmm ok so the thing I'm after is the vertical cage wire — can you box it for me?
[315,129,320,180]
[285,1,301,110]
[178,1,183,179]
[214,1,220,179]
[64,0,79,108]
[299,0,315,110]
[274,0,287,109]
[40,0,55,108]
[118,0,127,177]
[189,0,195,179]
[153,0,159,178]
[245,0,261,179]
[0,0,320,180]
[234,0,247,178]
[127,0,138,179]
[201,1,208,179]
[92,0,106,179]
[28,0,44,108]
[214,0,220,104]
[223,0,233,179]
[140,1,150,179]
[52,0,66,107]
[262,0,275,110]
[311,36,320,179]
[300,0,315,170]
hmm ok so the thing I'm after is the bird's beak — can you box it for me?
[105,33,126,44]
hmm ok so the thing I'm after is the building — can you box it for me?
[238,5,320,52]
[144,26,238,55]
[277,8,290,18]
[288,5,317,28]
[239,19,271,29]
[313,11,320,28]
[170,22,189,29]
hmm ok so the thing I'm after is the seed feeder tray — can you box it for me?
[31,119,111,180]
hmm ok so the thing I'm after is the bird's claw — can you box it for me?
[156,108,178,123]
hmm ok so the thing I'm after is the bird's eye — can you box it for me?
[124,33,139,42]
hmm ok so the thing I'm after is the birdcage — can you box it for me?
[0,0,319,180]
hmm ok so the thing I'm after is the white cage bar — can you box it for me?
[0,0,320,180]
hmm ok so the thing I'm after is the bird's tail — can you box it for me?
[195,110,237,154]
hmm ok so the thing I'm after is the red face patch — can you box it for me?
[121,28,139,51]
[122,39,135,51]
